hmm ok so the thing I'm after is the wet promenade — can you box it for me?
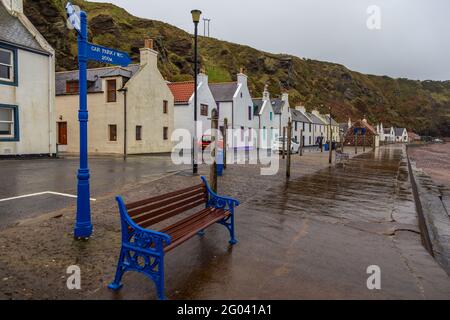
[104,145,450,299]
[1,145,449,299]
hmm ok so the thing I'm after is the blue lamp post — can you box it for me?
[74,10,93,239]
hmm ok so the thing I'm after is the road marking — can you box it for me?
[0,191,96,203]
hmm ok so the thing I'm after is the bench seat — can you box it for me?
[161,207,229,252]
[108,176,239,300]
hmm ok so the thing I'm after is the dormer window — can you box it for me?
[0,47,16,84]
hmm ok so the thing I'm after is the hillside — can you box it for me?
[24,0,450,136]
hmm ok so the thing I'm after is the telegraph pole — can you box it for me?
[329,106,333,164]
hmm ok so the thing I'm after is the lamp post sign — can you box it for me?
[66,2,130,239]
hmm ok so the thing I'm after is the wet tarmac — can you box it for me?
[100,145,450,300]
[0,156,187,229]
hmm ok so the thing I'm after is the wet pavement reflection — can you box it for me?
[103,145,450,300]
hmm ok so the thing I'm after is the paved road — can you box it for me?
[0,155,187,228]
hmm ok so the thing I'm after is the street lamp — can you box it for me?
[191,9,201,175]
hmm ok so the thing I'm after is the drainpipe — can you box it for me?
[119,87,128,160]
[48,52,54,156]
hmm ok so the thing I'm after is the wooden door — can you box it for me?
[58,122,67,145]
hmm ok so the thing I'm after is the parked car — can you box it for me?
[433,138,444,144]
[199,135,224,150]
[272,137,300,154]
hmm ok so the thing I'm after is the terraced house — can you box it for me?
[0,0,55,156]
[55,39,174,155]
[253,85,277,149]
[169,72,216,144]
[209,69,254,149]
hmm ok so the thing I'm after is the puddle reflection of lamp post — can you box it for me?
[191,9,202,175]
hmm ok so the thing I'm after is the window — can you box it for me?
[270,112,273,121]
[295,122,298,131]
[163,100,168,114]
[249,127,252,140]
[309,123,312,132]
[248,106,252,121]
[200,104,208,116]
[136,126,142,141]
[66,81,79,94]
[163,127,169,140]
[309,136,311,145]
[109,124,117,141]
[0,48,14,83]
[303,122,305,131]
[240,126,244,141]
[106,80,117,102]
[263,126,266,140]
[0,105,19,141]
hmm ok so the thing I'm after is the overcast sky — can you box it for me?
[94,0,449,81]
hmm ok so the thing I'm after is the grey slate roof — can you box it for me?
[209,82,238,102]
[56,65,140,95]
[271,99,285,114]
[291,109,311,123]
[323,115,339,126]
[394,128,406,136]
[253,99,264,116]
[307,112,327,125]
[0,4,46,53]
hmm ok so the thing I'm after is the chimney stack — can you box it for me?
[140,38,158,68]
[263,84,270,101]
[237,67,247,85]
[144,38,154,50]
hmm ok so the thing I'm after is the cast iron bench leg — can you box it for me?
[108,248,125,291]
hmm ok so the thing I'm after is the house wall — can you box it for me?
[256,100,277,149]
[55,76,125,154]
[173,74,216,141]
[0,48,55,155]
[125,52,174,154]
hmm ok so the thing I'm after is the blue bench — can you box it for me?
[108,177,239,300]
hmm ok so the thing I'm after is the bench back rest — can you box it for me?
[125,184,208,229]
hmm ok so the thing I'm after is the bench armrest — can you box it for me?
[116,196,172,249]
[201,176,240,211]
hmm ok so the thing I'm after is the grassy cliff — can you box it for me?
[24,0,450,136]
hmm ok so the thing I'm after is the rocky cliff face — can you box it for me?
[23,0,450,136]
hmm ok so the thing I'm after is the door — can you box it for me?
[58,122,67,145]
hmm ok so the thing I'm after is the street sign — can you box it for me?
[66,2,81,34]
[87,43,131,67]
[354,128,359,135]
[361,128,367,136]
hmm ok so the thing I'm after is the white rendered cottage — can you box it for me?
[0,0,56,156]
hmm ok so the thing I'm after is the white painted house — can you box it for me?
[253,86,277,149]
[0,0,56,156]
[291,106,314,147]
[308,110,328,145]
[271,91,291,134]
[394,128,408,143]
[377,123,395,143]
[209,69,254,148]
[169,73,216,142]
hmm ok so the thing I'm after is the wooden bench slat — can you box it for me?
[160,208,213,235]
[167,210,228,243]
[164,209,229,253]
[138,198,208,229]
[128,188,207,217]
[126,184,205,210]
[133,193,207,225]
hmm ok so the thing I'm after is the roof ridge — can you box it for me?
[168,81,195,85]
